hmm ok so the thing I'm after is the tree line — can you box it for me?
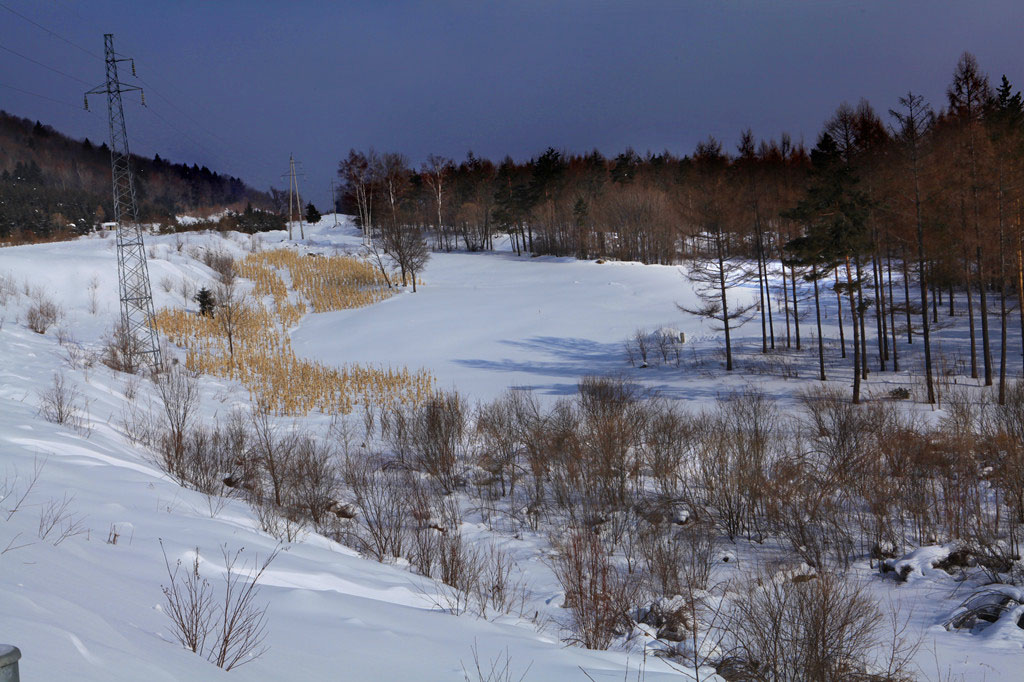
[336,52,1024,405]
[0,110,269,242]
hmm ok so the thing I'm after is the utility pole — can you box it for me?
[85,34,161,371]
[330,179,338,227]
[283,155,305,240]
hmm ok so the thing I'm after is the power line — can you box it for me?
[0,2,280,186]
[132,102,219,164]
[0,1,102,62]
[0,80,83,109]
[0,42,92,85]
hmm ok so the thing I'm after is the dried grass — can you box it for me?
[156,249,433,415]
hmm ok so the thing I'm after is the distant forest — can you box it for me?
[336,52,1024,404]
[0,110,269,242]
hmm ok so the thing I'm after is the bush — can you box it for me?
[194,287,216,316]
[551,530,641,649]
[26,291,61,333]
[344,457,411,562]
[727,569,914,682]
[101,322,144,374]
[202,249,236,285]
[155,369,201,482]
[37,372,84,429]
[411,391,468,493]
[160,542,277,671]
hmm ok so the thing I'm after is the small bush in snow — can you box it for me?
[101,322,144,374]
[551,529,642,650]
[37,372,84,429]
[727,569,916,682]
[25,291,61,333]
[160,541,277,671]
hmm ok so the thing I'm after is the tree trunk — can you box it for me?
[900,246,912,343]
[873,246,888,368]
[792,263,802,350]
[978,243,993,386]
[1017,218,1024,358]
[856,258,869,380]
[781,258,792,349]
[964,249,978,380]
[756,237,768,354]
[813,266,826,381]
[845,256,861,403]
[718,233,734,371]
[835,269,847,359]
[916,196,935,404]
[887,248,899,372]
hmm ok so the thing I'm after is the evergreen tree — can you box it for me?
[194,287,216,317]
[785,133,871,402]
[304,202,322,224]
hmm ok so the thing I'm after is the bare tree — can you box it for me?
[156,369,201,482]
[37,372,83,428]
[680,138,754,371]
[339,148,379,243]
[422,154,454,250]
[381,224,430,291]
[215,281,246,358]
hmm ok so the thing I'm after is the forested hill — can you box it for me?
[0,110,270,241]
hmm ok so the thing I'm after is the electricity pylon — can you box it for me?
[85,34,161,370]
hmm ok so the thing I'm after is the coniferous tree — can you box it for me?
[986,75,1024,403]
[304,202,322,224]
[890,92,937,403]
[947,52,994,384]
[786,133,871,402]
[194,287,216,317]
[679,138,754,371]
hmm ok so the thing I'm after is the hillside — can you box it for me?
[0,218,1022,680]
[0,110,270,242]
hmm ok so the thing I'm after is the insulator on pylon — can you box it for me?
[140,91,146,106]
[83,95,89,111]
[131,59,136,77]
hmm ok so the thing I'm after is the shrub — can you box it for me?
[101,322,143,374]
[194,287,216,316]
[727,569,914,682]
[37,372,84,429]
[160,542,277,671]
[411,391,468,493]
[203,249,236,285]
[551,530,641,650]
[155,369,201,482]
[26,291,61,333]
[344,457,410,562]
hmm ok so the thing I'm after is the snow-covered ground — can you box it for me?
[0,216,1021,680]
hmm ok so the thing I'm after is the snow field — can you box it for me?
[1,216,1022,679]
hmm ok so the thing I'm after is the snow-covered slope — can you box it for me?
[0,221,693,681]
[1,217,1022,680]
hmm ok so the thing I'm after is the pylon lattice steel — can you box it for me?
[86,34,161,370]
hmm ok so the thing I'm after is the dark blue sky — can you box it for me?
[2,1,1023,203]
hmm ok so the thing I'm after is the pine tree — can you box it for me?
[194,287,216,317]
[304,202,322,224]
[785,133,871,402]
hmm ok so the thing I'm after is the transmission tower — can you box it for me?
[85,34,161,370]
[282,155,305,240]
